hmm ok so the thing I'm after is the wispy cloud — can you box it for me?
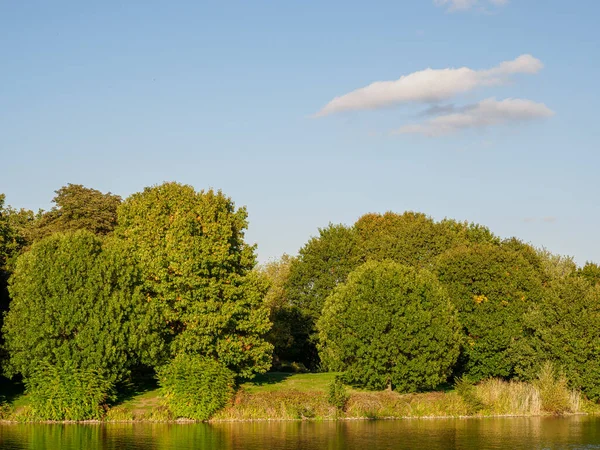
[395,98,554,136]
[435,0,508,12]
[523,216,558,224]
[314,55,542,117]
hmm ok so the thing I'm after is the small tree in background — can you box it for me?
[28,184,122,243]
[318,260,461,392]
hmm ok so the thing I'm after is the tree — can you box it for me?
[0,195,35,371]
[284,224,360,368]
[3,231,152,383]
[519,277,600,400]
[354,212,497,269]
[577,262,600,287]
[114,182,272,378]
[258,255,307,366]
[535,248,577,282]
[28,184,121,243]
[434,242,544,381]
[318,260,461,392]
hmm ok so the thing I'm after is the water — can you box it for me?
[2,417,600,449]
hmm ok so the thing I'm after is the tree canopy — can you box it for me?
[28,184,121,243]
[318,260,461,391]
[520,277,600,400]
[114,182,273,378]
[3,231,152,383]
[434,242,545,381]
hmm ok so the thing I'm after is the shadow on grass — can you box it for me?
[246,372,293,387]
[0,376,24,405]
[111,368,159,406]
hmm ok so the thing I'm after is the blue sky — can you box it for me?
[1,0,599,264]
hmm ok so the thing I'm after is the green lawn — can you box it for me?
[240,372,339,394]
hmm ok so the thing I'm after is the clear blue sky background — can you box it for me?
[1,1,599,264]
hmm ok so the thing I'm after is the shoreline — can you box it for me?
[0,411,593,425]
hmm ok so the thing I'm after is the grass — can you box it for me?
[240,372,339,394]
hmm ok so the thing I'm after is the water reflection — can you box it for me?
[2,417,600,450]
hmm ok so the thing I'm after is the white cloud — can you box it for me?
[435,0,508,11]
[314,55,542,117]
[395,98,554,136]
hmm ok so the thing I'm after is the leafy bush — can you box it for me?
[158,355,235,420]
[328,376,349,411]
[318,261,461,392]
[25,362,112,421]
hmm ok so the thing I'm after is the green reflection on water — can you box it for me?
[2,417,600,450]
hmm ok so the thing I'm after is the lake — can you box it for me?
[2,416,600,449]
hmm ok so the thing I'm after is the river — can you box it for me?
[2,416,600,449]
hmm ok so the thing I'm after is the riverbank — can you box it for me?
[1,372,598,423]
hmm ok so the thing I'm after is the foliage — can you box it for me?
[28,184,121,243]
[114,182,273,378]
[318,260,461,392]
[3,231,153,382]
[327,375,349,411]
[354,212,497,269]
[25,362,112,421]
[577,262,600,287]
[519,277,600,400]
[434,242,544,381]
[258,255,303,364]
[157,355,235,420]
[286,223,360,320]
[0,196,33,348]
[536,247,577,282]
[283,224,360,368]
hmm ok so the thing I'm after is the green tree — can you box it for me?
[318,260,461,391]
[258,255,306,366]
[114,182,272,378]
[354,212,497,269]
[29,184,121,243]
[577,262,600,287]
[2,231,153,383]
[519,277,600,400]
[0,196,35,371]
[434,242,544,381]
[284,224,360,368]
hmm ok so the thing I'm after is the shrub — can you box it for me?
[328,376,349,411]
[25,362,112,421]
[318,261,461,392]
[158,355,235,420]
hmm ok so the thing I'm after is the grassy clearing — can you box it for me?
[240,372,338,394]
